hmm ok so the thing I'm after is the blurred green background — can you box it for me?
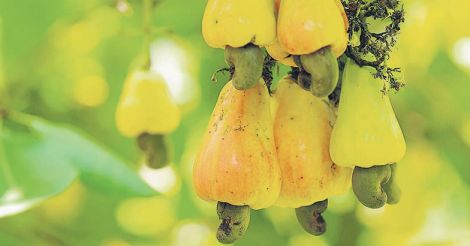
[1,0,470,245]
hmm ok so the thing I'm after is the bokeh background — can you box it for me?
[1,0,470,245]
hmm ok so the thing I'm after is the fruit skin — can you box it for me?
[277,0,348,57]
[193,80,281,210]
[115,70,180,137]
[266,39,297,67]
[202,0,276,48]
[273,77,351,208]
[266,0,297,67]
[330,59,406,167]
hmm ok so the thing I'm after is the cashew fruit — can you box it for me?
[115,70,180,137]
[295,47,339,97]
[216,202,250,244]
[330,59,406,168]
[295,200,328,236]
[266,39,297,67]
[277,0,348,56]
[383,163,401,204]
[225,44,264,90]
[273,77,351,208]
[193,80,281,210]
[202,0,276,48]
[352,165,391,209]
[137,133,169,169]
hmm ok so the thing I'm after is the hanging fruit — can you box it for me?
[115,70,180,169]
[193,80,281,243]
[330,59,406,208]
[116,70,180,137]
[272,76,352,235]
[196,0,408,240]
[266,0,296,67]
[273,0,348,97]
[202,0,276,90]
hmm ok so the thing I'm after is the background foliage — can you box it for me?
[1,0,470,245]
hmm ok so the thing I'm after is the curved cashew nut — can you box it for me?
[225,44,264,90]
[352,165,391,209]
[216,202,251,244]
[295,199,328,236]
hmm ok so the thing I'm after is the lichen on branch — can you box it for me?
[341,0,405,91]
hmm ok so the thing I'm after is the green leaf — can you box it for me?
[27,115,157,197]
[1,113,156,202]
[0,120,77,218]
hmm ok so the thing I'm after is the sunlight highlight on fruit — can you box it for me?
[139,165,180,195]
[151,39,199,108]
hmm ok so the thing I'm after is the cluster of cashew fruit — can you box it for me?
[195,0,406,244]
[115,70,180,169]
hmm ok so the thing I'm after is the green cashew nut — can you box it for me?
[352,165,392,209]
[295,199,328,236]
[296,70,312,91]
[383,163,401,205]
[225,44,264,90]
[296,46,339,97]
[216,202,251,244]
[137,133,169,169]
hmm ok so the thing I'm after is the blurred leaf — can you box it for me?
[235,211,288,246]
[2,113,156,198]
[0,119,77,218]
[430,129,470,185]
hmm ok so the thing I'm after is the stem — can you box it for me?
[0,17,8,106]
[0,18,4,85]
[141,0,154,70]
[3,110,34,127]
[341,0,405,91]
[0,116,18,190]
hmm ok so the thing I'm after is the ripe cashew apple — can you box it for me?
[330,59,406,167]
[193,80,281,210]
[277,0,348,56]
[273,76,351,208]
[202,0,276,49]
[270,0,348,97]
[202,0,276,90]
[330,59,406,208]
